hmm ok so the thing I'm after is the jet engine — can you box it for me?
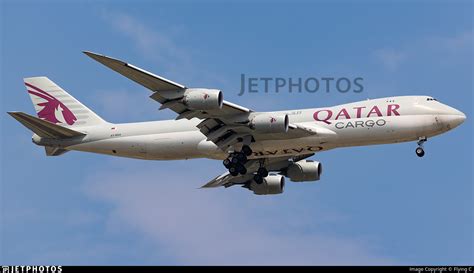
[183,88,223,110]
[250,113,289,134]
[286,160,322,182]
[249,175,285,195]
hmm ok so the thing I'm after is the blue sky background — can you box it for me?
[1,0,472,265]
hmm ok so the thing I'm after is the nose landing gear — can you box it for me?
[415,137,427,157]
[415,147,425,157]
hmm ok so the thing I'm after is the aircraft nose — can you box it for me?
[439,108,466,129]
[452,108,466,124]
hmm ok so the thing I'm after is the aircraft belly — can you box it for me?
[70,132,206,160]
[145,132,204,160]
[68,137,150,159]
[327,115,443,146]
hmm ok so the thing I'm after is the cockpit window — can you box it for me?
[426,98,437,101]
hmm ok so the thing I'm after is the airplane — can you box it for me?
[8,52,466,195]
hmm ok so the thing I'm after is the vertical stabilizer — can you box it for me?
[24,77,106,127]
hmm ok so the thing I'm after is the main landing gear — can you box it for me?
[253,166,269,185]
[222,145,269,183]
[223,145,253,176]
[416,137,427,158]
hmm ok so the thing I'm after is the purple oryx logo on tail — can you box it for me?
[26,82,77,125]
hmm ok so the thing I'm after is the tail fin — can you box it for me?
[24,77,106,127]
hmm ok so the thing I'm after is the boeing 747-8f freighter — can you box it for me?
[8,52,466,195]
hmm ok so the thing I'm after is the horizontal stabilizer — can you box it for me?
[8,111,86,139]
[45,146,69,156]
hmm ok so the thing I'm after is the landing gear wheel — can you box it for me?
[416,147,425,157]
[236,153,247,164]
[230,156,240,164]
[254,174,264,184]
[257,167,268,177]
[234,163,245,174]
[416,137,427,158]
[241,145,253,156]
[223,158,231,168]
[238,166,247,175]
[229,165,239,176]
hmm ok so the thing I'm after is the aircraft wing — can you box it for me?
[84,51,318,151]
[201,154,314,188]
[84,52,185,91]
[84,51,249,117]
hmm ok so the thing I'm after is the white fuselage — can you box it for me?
[36,96,465,160]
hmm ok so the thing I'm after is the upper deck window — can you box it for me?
[426,98,437,101]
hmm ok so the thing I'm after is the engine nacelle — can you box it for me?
[250,114,289,134]
[286,160,322,182]
[249,175,285,195]
[183,88,223,110]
